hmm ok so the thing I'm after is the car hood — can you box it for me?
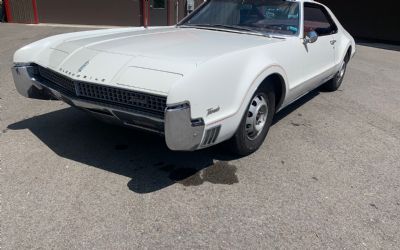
[34,27,283,95]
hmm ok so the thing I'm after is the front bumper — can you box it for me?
[11,64,205,151]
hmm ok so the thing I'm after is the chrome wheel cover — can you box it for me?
[246,94,268,140]
[336,61,346,82]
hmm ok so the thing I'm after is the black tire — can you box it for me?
[322,60,347,92]
[228,84,275,156]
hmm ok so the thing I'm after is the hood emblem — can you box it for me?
[78,60,90,73]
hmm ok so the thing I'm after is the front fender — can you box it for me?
[167,47,288,143]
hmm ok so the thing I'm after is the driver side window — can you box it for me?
[304,3,337,36]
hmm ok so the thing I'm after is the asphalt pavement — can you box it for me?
[1,23,399,249]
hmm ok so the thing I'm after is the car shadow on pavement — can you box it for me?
[273,89,319,125]
[7,107,241,193]
[7,90,319,193]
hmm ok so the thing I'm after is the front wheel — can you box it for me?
[228,85,275,156]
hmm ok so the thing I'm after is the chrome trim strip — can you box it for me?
[68,97,164,124]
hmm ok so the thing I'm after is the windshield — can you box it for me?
[180,0,300,36]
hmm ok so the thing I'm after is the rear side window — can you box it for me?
[304,3,337,36]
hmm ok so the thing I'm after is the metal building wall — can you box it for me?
[36,0,143,26]
[319,0,399,43]
[165,0,188,25]
[35,0,190,26]
[168,0,203,24]
[6,0,37,23]
[5,0,191,26]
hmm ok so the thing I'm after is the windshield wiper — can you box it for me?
[204,24,258,32]
[180,24,269,37]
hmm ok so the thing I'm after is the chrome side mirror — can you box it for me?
[304,31,318,44]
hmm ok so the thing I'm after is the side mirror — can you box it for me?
[304,31,318,44]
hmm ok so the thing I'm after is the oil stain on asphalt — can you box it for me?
[161,161,239,186]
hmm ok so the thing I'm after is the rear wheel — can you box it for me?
[228,85,275,156]
[322,60,347,92]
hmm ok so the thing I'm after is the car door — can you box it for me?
[301,3,337,90]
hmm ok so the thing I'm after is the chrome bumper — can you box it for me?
[165,103,204,151]
[11,65,205,151]
[11,65,51,99]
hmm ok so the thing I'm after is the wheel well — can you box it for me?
[259,73,286,111]
[344,46,352,63]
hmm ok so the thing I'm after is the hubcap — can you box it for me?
[336,62,346,81]
[245,94,268,140]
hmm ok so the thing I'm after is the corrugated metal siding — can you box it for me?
[6,0,191,26]
[9,0,35,23]
[167,0,198,25]
[36,0,142,26]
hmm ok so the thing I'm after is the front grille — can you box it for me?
[34,65,167,118]
[76,82,166,115]
[37,66,75,94]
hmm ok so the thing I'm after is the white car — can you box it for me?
[12,0,355,155]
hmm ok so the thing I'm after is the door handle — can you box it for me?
[330,40,337,45]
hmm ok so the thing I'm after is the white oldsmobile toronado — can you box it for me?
[12,0,355,155]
